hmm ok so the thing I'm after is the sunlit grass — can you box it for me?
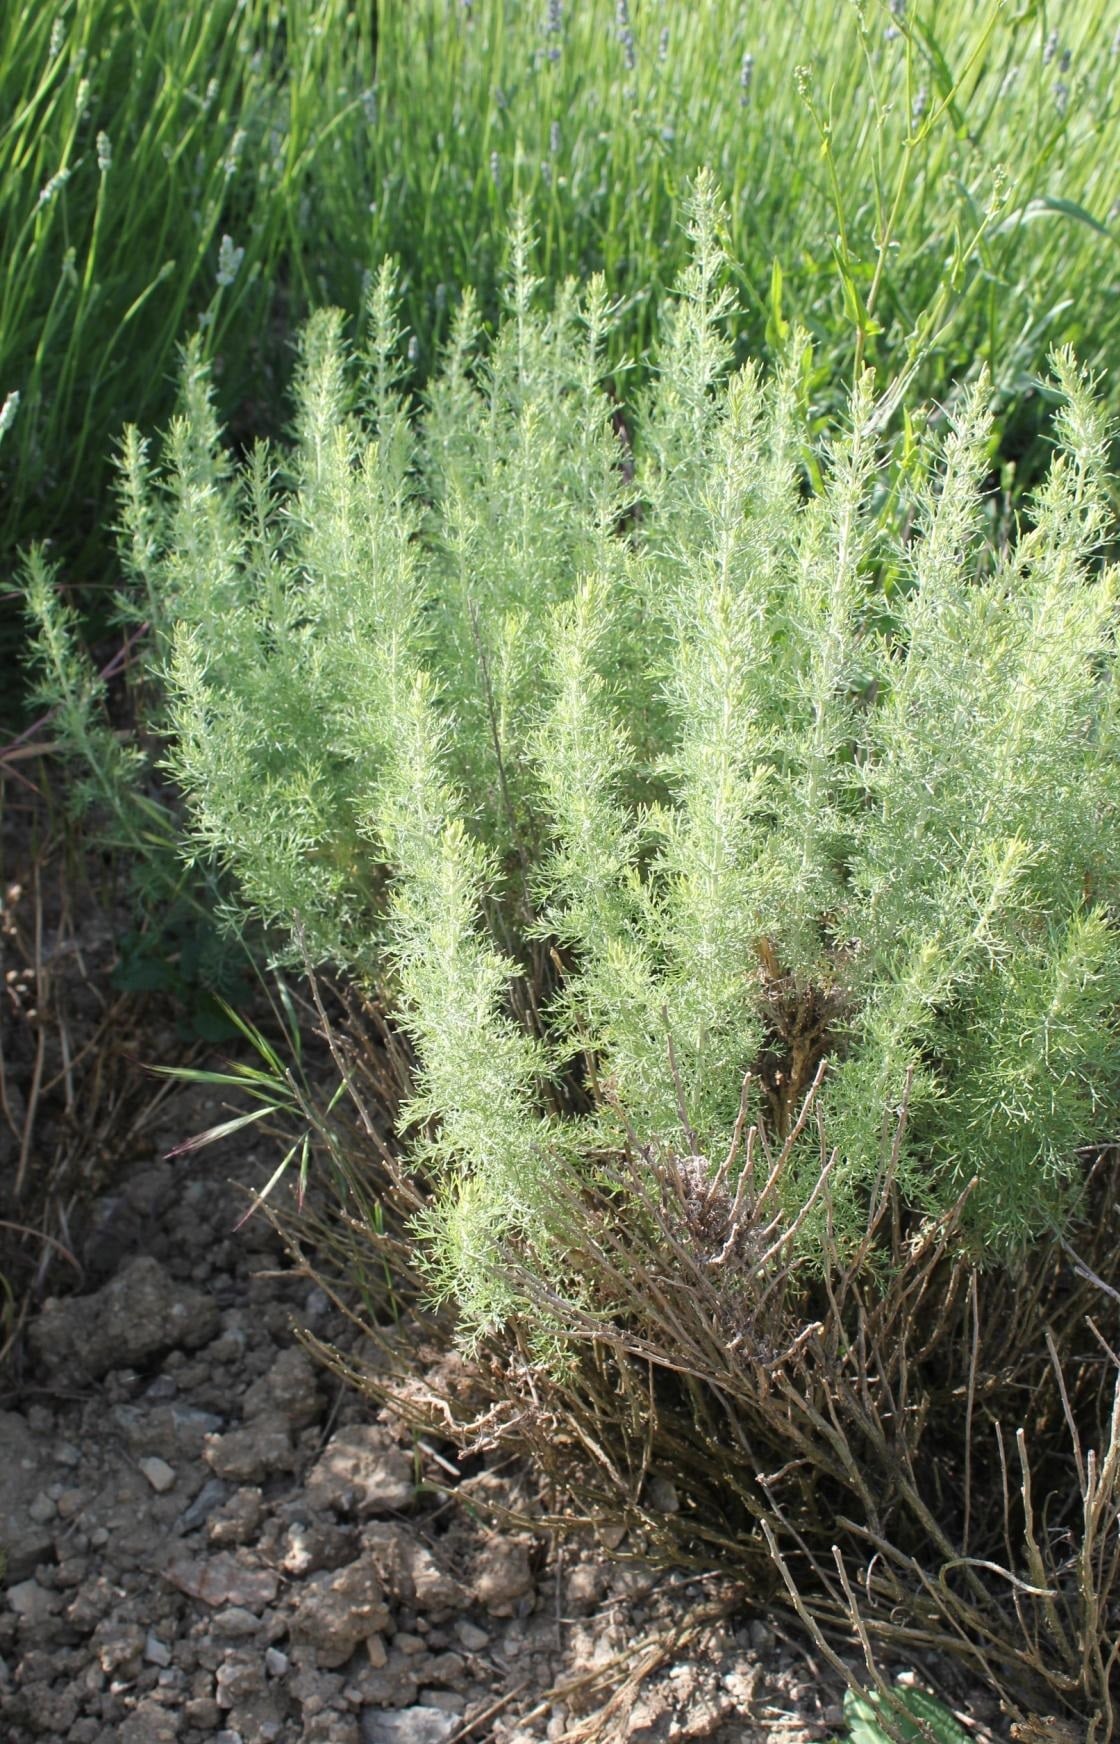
[365,0,1119,477]
[0,0,374,572]
[3,0,1118,716]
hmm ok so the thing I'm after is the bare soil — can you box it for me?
[0,1074,862,1744]
[0,787,1004,1744]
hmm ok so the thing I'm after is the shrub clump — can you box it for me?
[25,173,1120,1739]
[27,179,1120,1335]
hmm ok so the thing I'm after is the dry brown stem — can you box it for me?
[268,999,1120,1741]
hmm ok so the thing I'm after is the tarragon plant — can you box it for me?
[26,178,1120,1335]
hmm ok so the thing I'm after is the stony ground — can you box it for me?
[0,817,1013,1744]
[0,1079,856,1744]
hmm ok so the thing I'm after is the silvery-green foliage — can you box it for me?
[79,176,1120,1332]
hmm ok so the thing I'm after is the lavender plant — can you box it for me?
[365,0,1120,454]
[0,0,374,584]
[8,0,1119,732]
[27,182,1120,1336]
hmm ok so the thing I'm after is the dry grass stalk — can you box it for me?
[0,759,189,1367]
[267,994,1120,1741]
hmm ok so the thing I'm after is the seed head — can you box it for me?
[223,128,247,177]
[96,131,112,173]
[216,233,245,288]
[37,168,70,209]
[986,164,1010,218]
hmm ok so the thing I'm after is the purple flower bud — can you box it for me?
[545,0,562,60]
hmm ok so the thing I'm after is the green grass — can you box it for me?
[0,0,375,581]
[365,0,1119,474]
[3,0,1117,624]
[7,0,1119,569]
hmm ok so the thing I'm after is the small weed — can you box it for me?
[843,1687,972,1744]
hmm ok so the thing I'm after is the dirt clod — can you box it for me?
[29,1256,220,1383]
